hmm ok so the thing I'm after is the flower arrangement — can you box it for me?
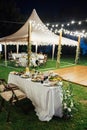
[62,82,75,119]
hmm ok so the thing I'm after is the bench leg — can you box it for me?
[0,98,5,111]
[6,103,12,122]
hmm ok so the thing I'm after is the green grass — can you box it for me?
[0,56,87,130]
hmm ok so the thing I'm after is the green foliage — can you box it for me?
[62,82,77,119]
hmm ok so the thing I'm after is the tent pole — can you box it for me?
[27,21,31,69]
[4,43,7,66]
[75,35,80,64]
[56,30,62,68]
[16,44,19,54]
[36,44,38,53]
[52,44,55,60]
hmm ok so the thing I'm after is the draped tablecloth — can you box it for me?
[12,53,27,60]
[8,73,63,121]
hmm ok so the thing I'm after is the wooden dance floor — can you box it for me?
[53,65,87,87]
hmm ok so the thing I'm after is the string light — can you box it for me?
[0,18,87,38]
[45,18,87,38]
[78,21,81,25]
[71,20,75,24]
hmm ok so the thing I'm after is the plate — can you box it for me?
[10,71,17,74]
[21,75,29,78]
[31,78,41,82]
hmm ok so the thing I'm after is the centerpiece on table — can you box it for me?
[25,67,30,75]
[48,73,63,86]
[31,71,44,82]
[20,67,30,78]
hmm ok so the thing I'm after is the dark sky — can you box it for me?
[0,0,87,37]
[15,0,87,23]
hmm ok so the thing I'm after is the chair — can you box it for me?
[0,79,27,122]
[43,54,47,65]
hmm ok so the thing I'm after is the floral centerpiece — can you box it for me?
[62,82,75,119]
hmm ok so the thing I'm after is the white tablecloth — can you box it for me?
[12,53,27,60]
[8,74,63,121]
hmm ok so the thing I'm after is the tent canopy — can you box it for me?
[0,9,78,46]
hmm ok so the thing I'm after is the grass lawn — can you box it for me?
[0,56,87,130]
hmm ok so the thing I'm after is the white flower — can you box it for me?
[67,94,71,97]
[70,102,74,107]
[64,103,67,109]
[58,81,63,86]
[66,90,69,93]
[64,95,67,99]
[68,108,71,112]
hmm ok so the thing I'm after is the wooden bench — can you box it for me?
[0,79,27,122]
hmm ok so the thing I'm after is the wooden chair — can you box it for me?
[0,79,27,122]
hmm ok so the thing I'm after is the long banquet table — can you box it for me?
[8,73,63,121]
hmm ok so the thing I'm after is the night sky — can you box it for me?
[0,0,87,53]
[15,0,87,23]
[0,0,87,37]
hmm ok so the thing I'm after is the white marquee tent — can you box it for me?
[0,9,78,60]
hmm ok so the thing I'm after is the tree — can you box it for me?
[0,0,24,37]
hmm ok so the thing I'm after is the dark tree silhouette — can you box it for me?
[0,0,24,37]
